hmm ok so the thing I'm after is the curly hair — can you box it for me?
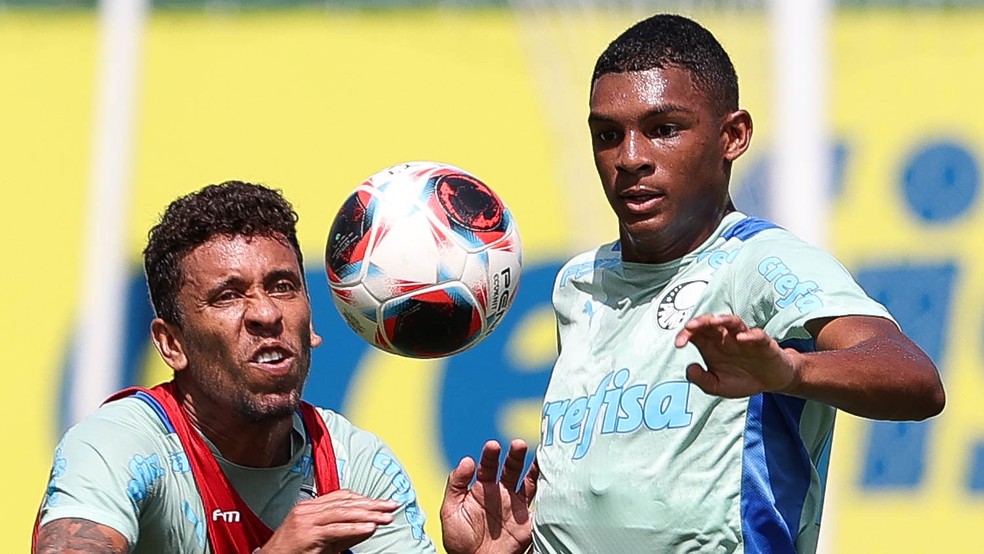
[592,14,739,115]
[143,180,303,325]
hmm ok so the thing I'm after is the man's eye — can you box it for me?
[271,281,297,294]
[653,124,678,138]
[214,290,239,302]
[596,130,619,143]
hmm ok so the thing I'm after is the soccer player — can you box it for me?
[439,13,945,554]
[34,182,436,553]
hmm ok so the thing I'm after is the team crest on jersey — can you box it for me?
[655,280,708,330]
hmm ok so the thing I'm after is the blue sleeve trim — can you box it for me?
[723,217,781,241]
[131,391,176,434]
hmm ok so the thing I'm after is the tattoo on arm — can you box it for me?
[35,518,129,554]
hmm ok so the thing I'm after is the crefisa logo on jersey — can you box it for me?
[655,280,709,330]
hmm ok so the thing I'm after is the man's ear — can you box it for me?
[310,321,323,349]
[722,109,753,162]
[151,318,188,372]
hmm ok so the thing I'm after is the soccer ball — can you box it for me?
[325,161,522,359]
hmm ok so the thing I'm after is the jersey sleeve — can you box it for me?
[319,409,437,554]
[38,400,168,548]
[728,229,896,344]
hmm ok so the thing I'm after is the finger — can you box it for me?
[675,314,708,347]
[675,314,722,347]
[713,315,750,336]
[444,456,476,498]
[475,440,503,483]
[295,505,398,528]
[499,439,529,492]
[522,457,540,503]
[316,522,379,551]
[685,317,752,352]
[674,327,693,348]
[302,490,399,512]
[305,489,399,505]
[686,314,748,335]
[685,363,718,395]
[291,497,398,527]
[733,326,772,345]
[333,531,376,554]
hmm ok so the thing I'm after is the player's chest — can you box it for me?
[570,268,726,344]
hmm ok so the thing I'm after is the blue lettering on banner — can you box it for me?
[440,262,560,472]
[856,262,956,488]
[734,138,983,494]
[732,140,850,221]
[855,139,981,491]
[54,239,982,500]
[55,261,561,480]
[541,369,693,460]
[902,141,979,224]
[756,256,823,313]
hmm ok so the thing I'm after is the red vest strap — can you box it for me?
[32,383,340,553]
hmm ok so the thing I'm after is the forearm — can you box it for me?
[782,336,945,421]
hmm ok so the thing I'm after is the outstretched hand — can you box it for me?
[675,314,799,398]
[440,439,538,554]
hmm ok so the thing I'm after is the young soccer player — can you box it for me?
[440,13,945,554]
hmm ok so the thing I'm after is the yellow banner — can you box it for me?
[2,8,981,553]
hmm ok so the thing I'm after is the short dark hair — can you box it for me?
[143,180,303,324]
[592,14,739,114]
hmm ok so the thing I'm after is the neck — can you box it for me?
[620,203,735,264]
[175,384,295,468]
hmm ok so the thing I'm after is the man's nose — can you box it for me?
[616,130,654,174]
[245,293,284,336]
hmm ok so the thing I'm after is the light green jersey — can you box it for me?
[533,212,894,554]
[39,397,436,553]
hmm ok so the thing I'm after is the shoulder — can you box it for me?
[63,395,172,447]
[311,406,381,443]
[307,406,412,493]
[39,396,182,548]
[720,217,842,273]
[309,406,387,464]
[720,215,805,252]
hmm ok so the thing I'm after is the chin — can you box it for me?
[237,391,302,422]
[621,220,666,244]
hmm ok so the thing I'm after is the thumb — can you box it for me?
[443,457,476,504]
[686,363,717,395]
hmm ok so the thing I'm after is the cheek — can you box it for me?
[594,155,618,191]
[594,149,615,171]
[284,303,315,333]
[184,321,238,360]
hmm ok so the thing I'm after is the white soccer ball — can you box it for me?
[325,161,522,358]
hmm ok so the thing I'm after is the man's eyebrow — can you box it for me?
[265,268,303,284]
[202,275,246,297]
[588,103,696,124]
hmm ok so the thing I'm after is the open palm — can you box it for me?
[440,439,538,554]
